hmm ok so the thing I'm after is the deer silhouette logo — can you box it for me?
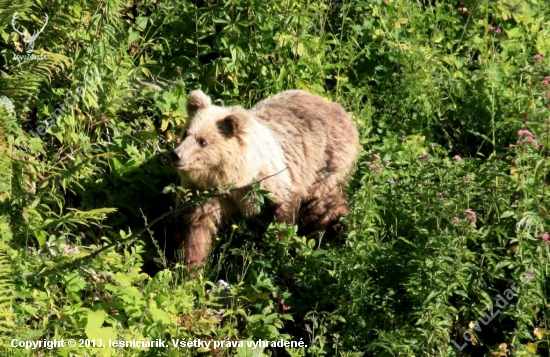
[11,11,49,54]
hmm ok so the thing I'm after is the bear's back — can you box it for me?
[250,90,359,192]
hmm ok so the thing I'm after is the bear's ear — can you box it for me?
[217,113,249,138]
[186,90,211,117]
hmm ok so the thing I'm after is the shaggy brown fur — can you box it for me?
[171,90,359,267]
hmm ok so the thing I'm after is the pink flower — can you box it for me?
[543,80,549,86]
[518,129,538,145]
[373,154,381,162]
[518,129,534,137]
[369,163,381,170]
[496,27,502,34]
[453,155,462,161]
[538,233,550,242]
[534,54,543,62]
[464,209,477,225]
[387,178,395,184]
[452,217,459,224]
[547,92,550,99]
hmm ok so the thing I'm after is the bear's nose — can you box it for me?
[170,150,181,163]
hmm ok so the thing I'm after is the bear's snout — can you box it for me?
[170,150,181,163]
[171,149,190,170]
[172,139,199,170]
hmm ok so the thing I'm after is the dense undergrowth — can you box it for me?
[1,0,550,356]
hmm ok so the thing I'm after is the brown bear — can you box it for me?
[171,89,359,267]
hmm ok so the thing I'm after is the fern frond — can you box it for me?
[0,245,14,337]
[43,207,118,230]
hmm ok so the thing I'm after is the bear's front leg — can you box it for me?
[175,198,232,268]
[273,200,299,226]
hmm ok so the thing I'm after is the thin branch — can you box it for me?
[192,167,289,198]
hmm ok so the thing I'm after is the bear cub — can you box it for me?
[171,89,359,267]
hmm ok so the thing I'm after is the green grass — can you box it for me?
[1,0,550,356]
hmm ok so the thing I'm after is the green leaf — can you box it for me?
[85,310,117,342]
[33,230,47,246]
[500,211,515,219]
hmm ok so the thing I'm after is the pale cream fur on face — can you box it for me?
[173,91,292,203]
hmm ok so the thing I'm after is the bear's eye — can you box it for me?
[198,138,208,147]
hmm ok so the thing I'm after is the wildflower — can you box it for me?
[305,324,311,333]
[547,92,550,99]
[538,233,550,242]
[401,135,407,142]
[518,129,534,137]
[464,209,477,227]
[453,155,462,161]
[543,79,549,86]
[452,217,459,224]
[517,129,538,146]
[496,27,502,34]
[534,54,543,62]
[373,154,381,161]
[387,178,395,184]
[464,209,476,220]
[369,163,381,170]
[523,272,535,280]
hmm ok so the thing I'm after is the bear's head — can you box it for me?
[171,90,253,189]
